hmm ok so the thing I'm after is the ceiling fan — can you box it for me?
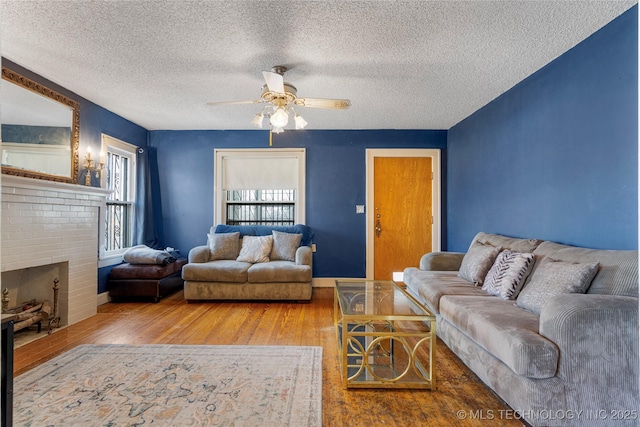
[207,66,351,133]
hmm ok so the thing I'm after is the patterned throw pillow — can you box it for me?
[208,232,241,260]
[482,250,535,300]
[458,240,501,286]
[516,257,600,315]
[270,230,303,262]
[236,235,274,263]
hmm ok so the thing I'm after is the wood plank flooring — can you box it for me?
[14,288,526,426]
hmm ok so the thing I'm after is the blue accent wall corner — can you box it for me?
[447,6,638,251]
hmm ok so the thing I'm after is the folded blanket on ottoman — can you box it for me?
[123,245,176,265]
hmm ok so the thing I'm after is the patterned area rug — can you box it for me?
[14,344,322,426]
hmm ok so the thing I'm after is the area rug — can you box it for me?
[14,344,322,426]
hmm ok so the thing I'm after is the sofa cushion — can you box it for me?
[533,241,638,298]
[236,235,273,263]
[482,250,535,300]
[474,232,543,253]
[214,224,314,247]
[207,232,240,260]
[458,240,501,286]
[247,261,312,283]
[516,258,599,315]
[270,230,302,262]
[439,295,559,379]
[182,260,251,283]
[403,268,492,314]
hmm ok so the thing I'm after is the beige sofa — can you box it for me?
[403,232,638,427]
[182,225,313,302]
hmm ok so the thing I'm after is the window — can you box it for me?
[226,189,296,226]
[214,149,306,226]
[101,134,137,258]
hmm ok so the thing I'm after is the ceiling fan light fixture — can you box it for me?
[212,65,351,132]
[294,114,308,130]
[251,113,264,128]
[270,107,289,128]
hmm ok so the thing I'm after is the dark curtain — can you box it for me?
[133,146,164,249]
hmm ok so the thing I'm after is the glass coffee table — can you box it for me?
[334,280,436,389]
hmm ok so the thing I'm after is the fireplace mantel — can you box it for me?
[1,175,111,325]
[1,174,112,198]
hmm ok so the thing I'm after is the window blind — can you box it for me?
[223,156,298,190]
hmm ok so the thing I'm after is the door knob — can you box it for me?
[375,219,382,237]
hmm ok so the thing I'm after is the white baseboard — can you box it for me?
[312,278,334,287]
[312,277,367,287]
[97,291,111,306]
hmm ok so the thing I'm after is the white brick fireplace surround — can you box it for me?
[1,175,110,326]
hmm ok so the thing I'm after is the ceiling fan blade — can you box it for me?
[206,100,261,106]
[262,71,285,93]
[294,97,351,110]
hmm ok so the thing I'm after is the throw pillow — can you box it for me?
[236,235,274,263]
[208,232,241,260]
[270,230,303,262]
[516,257,600,315]
[482,250,535,300]
[458,240,501,286]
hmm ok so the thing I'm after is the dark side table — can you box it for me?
[2,314,15,427]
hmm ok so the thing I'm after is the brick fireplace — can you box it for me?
[1,175,110,326]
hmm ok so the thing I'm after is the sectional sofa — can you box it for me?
[403,232,638,427]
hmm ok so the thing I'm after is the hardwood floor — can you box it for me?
[14,288,525,426]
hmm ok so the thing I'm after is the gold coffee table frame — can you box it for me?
[334,280,436,389]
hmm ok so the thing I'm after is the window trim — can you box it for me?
[214,148,306,226]
[99,134,138,265]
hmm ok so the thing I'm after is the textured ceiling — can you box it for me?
[1,1,636,131]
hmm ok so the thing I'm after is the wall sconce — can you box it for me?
[84,147,104,186]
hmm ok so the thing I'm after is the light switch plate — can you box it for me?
[356,205,365,214]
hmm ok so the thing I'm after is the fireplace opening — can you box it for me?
[1,262,68,347]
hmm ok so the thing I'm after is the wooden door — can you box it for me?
[373,157,433,280]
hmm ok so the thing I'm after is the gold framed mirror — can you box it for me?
[1,67,79,183]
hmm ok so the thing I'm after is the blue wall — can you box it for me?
[148,130,447,278]
[447,7,638,251]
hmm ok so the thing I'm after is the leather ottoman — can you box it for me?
[108,258,188,302]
